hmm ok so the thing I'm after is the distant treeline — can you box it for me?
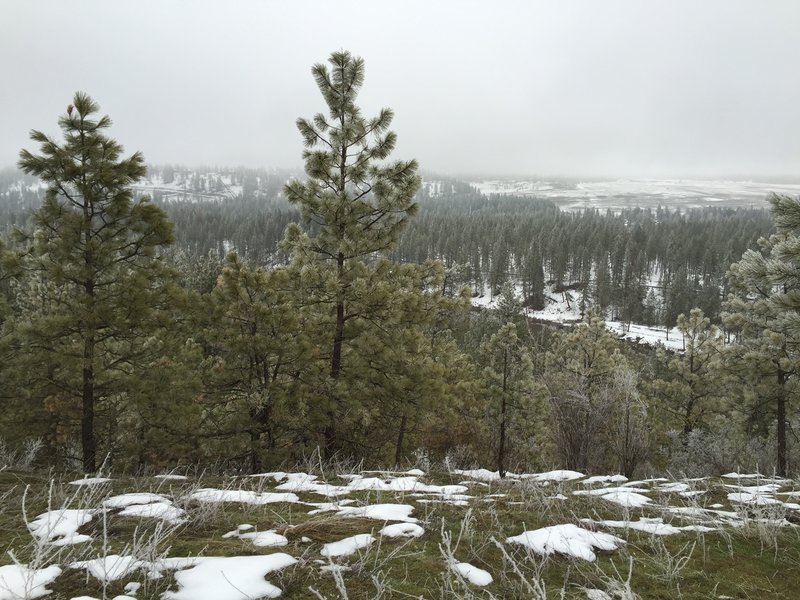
[0,165,775,329]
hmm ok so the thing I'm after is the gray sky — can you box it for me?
[1,0,799,178]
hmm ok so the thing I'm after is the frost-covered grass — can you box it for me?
[0,468,798,599]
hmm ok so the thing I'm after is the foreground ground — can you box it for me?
[0,465,798,599]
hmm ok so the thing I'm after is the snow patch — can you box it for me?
[506,524,624,561]
[452,562,493,586]
[160,554,297,600]
[380,523,425,538]
[321,534,375,557]
[0,565,61,600]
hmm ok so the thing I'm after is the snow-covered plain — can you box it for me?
[470,178,800,211]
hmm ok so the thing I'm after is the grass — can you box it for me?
[0,468,798,599]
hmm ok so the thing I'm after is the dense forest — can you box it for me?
[0,52,797,483]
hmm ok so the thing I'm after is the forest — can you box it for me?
[0,51,797,487]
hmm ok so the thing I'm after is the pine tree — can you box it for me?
[206,253,314,470]
[723,193,800,476]
[282,51,421,454]
[17,92,175,472]
[481,323,534,477]
[543,312,629,471]
[653,308,725,436]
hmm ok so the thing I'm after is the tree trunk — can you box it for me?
[82,334,96,473]
[777,369,787,477]
[498,349,508,478]
[250,430,261,473]
[326,251,346,457]
[395,414,408,466]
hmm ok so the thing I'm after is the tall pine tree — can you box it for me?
[723,193,800,476]
[282,51,421,454]
[17,93,174,472]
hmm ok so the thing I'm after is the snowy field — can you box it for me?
[1,467,798,599]
[470,178,800,211]
[472,285,686,351]
[130,172,243,203]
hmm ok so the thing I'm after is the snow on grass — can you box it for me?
[71,555,143,582]
[160,555,297,600]
[606,320,685,351]
[581,517,714,536]
[728,493,779,505]
[222,527,288,547]
[656,482,690,493]
[67,477,112,486]
[118,501,187,524]
[452,562,493,586]
[724,483,783,494]
[520,470,585,482]
[321,534,375,558]
[582,475,628,485]
[412,494,471,507]
[188,489,300,505]
[0,565,61,600]
[153,474,187,481]
[273,473,350,497]
[506,524,624,561]
[623,478,669,487]
[27,509,93,545]
[573,485,651,508]
[103,493,169,509]
[597,490,652,508]
[349,475,468,496]
[721,472,765,479]
[380,523,425,538]
[334,503,417,523]
[306,499,356,514]
[452,468,584,483]
[450,469,502,482]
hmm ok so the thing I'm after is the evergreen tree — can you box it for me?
[282,51,421,454]
[543,313,629,471]
[480,323,534,477]
[17,93,175,472]
[723,194,800,476]
[654,308,725,436]
[206,253,314,470]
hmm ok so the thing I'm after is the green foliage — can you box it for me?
[13,92,176,472]
[722,193,800,476]
[203,253,317,469]
[480,322,535,476]
[653,308,725,435]
[543,313,633,472]
[282,50,420,265]
[280,51,429,457]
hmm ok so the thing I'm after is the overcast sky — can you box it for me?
[1,0,798,178]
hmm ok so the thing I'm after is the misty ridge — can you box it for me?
[1,2,800,599]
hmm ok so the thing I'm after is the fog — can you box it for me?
[1,0,798,178]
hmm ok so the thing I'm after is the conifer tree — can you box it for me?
[282,51,421,453]
[206,253,315,470]
[481,323,534,477]
[17,93,174,472]
[544,313,629,471]
[653,308,725,435]
[723,193,800,476]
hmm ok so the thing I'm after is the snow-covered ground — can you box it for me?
[472,283,686,351]
[131,172,243,203]
[470,178,800,211]
[3,468,799,599]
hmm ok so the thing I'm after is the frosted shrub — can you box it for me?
[0,438,43,471]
